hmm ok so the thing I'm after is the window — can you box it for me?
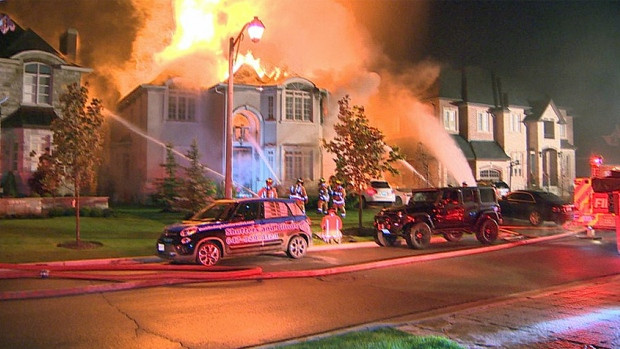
[264,201,291,219]
[285,83,313,121]
[544,120,555,139]
[284,148,312,181]
[510,112,522,133]
[477,111,491,132]
[559,124,566,138]
[23,62,52,104]
[267,96,274,120]
[479,169,500,181]
[168,90,196,121]
[510,152,523,177]
[443,108,457,132]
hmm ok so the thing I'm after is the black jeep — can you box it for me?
[373,186,502,249]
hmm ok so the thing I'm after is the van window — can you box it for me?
[264,201,291,218]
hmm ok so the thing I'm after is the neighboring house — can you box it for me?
[107,65,329,203]
[419,66,577,198]
[0,20,91,196]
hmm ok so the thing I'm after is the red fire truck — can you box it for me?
[573,155,619,230]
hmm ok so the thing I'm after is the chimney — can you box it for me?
[60,28,78,62]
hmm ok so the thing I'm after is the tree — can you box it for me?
[322,95,403,229]
[155,143,184,211]
[28,147,59,196]
[185,139,216,213]
[50,83,104,245]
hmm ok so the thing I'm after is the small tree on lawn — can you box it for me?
[51,83,104,246]
[155,143,184,211]
[185,139,216,213]
[322,95,403,230]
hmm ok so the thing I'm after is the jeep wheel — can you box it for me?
[529,210,543,226]
[476,219,499,244]
[405,222,431,249]
[443,232,463,242]
[196,241,222,266]
[375,231,401,247]
[286,235,308,259]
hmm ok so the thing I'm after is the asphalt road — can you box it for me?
[0,227,618,348]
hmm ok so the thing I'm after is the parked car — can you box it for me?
[374,186,502,249]
[499,190,575,226]
[477,180,510,198]
[393,187,413,206]
[156,198,312,266]
[361,180,396,207]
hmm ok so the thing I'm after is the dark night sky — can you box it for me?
[347,0,620,176]
[3,0,619,176]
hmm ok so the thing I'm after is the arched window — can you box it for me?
[284,82,313,122]
[479,169,501,182]
[23,62,52,104]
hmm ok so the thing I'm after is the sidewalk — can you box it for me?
[394,274,620,348]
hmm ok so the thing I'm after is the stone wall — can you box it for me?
[0,197,109,217]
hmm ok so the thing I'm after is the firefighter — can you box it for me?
[289,178,308,213]
[317,178,330,214]
[331,180,346,217]
[320,207,343,244]
[257,178,278,198]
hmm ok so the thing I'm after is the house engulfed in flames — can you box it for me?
[106,64,329,203]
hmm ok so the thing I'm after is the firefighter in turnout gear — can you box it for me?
[257,178,278,198]
[331,180,346,217]
[320,207,343,244]
[317,178,330,214]
[289,178,308,213]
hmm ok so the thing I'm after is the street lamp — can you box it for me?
[224,16,265,199]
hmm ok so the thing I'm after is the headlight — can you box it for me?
[180,226,198,237]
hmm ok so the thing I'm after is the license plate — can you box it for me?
[157,243,165,252]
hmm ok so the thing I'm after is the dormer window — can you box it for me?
[23,62,52,105]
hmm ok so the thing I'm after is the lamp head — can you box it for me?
[247,16,265,43]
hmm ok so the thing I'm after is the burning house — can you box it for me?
[106,63,329,202]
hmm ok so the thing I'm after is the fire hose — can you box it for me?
[0,229,582,301]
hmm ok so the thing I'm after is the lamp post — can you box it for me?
[224,16,265,199]
[509,159,519,189]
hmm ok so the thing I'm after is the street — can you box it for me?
[0,227,618,348]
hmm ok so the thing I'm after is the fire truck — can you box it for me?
[573,155,620,229]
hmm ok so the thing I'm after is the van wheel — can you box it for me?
[286,235,307,259]
[476,219,499,244]
[405,222,431,249]
[394,197,403,206]
[443,232,463,242]
[196,241,221,266]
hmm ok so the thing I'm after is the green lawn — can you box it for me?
[0,205,383,264]
[279,327,463,349]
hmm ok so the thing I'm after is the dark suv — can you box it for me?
[157,198,312,266]
[374,186,502,249]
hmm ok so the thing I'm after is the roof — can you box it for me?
[561,139,577,150]
[451,135,510,161]
[523,98,567,124]
[0,106,58,128]
[451,134,475,160]
[0,21,60,58]
[470,141,511,161]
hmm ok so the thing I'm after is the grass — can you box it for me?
[279,327,463,349]
[0,205,384,264]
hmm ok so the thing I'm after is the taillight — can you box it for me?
[366,187,377,196]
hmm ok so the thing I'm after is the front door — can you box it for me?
[233,147,254,196]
